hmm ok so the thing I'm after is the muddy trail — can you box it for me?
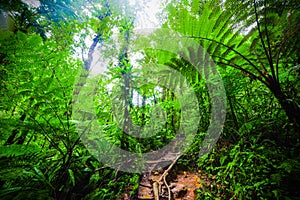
[118,167,205,200]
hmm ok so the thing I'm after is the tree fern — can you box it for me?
[165,0,300,125]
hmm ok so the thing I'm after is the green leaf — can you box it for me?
[220,155,227,166]
[68,169,75,186]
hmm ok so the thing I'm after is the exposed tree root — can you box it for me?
[138,155,180,200]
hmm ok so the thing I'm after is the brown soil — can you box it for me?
[172,170,202,200]
[118,170,202,200]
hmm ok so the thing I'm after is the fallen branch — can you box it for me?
[152,154,181,200]
[163,173,171,200]
[152,181,159,200]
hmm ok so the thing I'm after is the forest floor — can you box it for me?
[118,169,207,200]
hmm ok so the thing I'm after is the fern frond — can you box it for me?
[0,144,41,158]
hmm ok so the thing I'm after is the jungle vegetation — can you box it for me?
[0,0,299,199]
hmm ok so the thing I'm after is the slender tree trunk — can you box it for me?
[119,28,132,149]
[228,95,239,130]
[141,95,146,126]
[84,35,100,71]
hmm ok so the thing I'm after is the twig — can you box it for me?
[153,181,159,200]
[94,166,109,172]
[163,173,171,200]
[153,154,180,199]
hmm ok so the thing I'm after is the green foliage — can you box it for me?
[162,0,300,199]
[1,0,300,199]
[197,122,300,199]
[0,2,144,199]
[166,0,300,126]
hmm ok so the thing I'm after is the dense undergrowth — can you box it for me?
[196,121,300,199]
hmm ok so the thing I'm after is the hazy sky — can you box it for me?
[130,0,165,28]
[21,0,40,7]
[22,0,166,28]
[89,0,168,74]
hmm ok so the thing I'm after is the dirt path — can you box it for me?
[118,170,202,200]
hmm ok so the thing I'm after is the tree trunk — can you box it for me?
[269,83,300,129]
